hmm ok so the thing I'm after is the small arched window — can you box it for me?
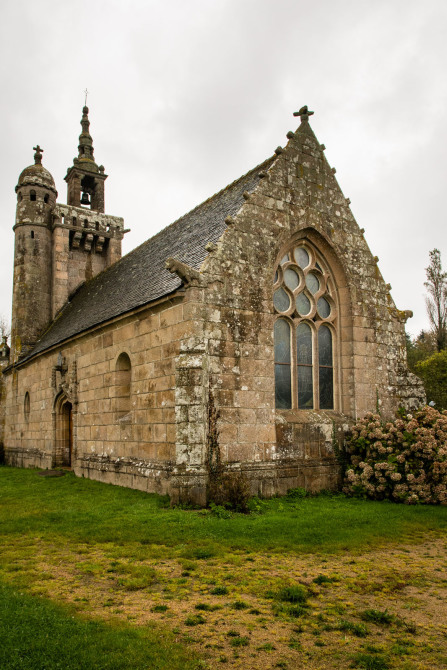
[44,194,49,203]
[30,190,36,201]
[115,353,131,421]
[24,392,30,422]
[273,242,337,410]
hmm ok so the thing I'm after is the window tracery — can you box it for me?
[273,242,337,410]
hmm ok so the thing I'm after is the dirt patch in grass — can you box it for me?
[2,535,447,669]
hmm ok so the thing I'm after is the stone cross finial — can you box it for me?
[33,145,43,165]
[293,106,314,122]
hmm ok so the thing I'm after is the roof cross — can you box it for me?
[84,88,89,106]
[33,145,43,165]
[293,105,314,122]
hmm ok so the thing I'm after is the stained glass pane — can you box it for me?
[318,325,332,366]
[305,273,320,294]
[284,268,300,291]
[319,366,333,409]
[275,364,291,409]
[296,293,311,316]
[297,323,312,365]
[294,247,309,269]
[274,320,290,363]
[317,297,331,318]
[273,287,291,313]
[298,365,313,409]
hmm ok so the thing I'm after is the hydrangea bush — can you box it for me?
[342,406,447,504]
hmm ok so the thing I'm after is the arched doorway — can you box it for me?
[54,396,73,468]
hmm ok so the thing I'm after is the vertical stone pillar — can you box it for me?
[51,218,70,318]
[107,230,123,266]
[171,336,209,505]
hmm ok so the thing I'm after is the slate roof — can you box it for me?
[26,154,277,360]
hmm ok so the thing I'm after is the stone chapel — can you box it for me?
[1,105,424,503]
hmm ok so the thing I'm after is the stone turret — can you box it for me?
[11,146,57,361]
[10,107,127,361]
[64,106,107,212]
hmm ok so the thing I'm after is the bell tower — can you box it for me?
[11,146,57,361]
[64,106,107,212]
[10,105,126,361]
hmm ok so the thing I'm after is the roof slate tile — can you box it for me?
[27,155,276,359]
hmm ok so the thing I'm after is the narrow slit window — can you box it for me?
[24,392,30,422]
[115,353,131,421]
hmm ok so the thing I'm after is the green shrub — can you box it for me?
[343,406,447,504]
[229,635,249,647]
[195,603,220,612]
[360,609,394,625]
[415,350,447,410]
[336,619,368,637]
[209,503,232,519]
[207,470,251,513]
[184,614,206,626]
[210,586,228,596]
[351,652,390,669]
[313,574,337,585]
[286,487,308,499]
[276,585,308,604]
[151,604,168,613]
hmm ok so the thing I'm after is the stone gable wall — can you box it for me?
[168,121,424,501]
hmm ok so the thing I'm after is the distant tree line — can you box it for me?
[406,249,447,410]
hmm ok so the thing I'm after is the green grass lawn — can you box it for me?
[1,465,447,670]
[1,466,446,555]
[0,582,200,670]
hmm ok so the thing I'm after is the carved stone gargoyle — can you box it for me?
[165,257,204,287]
[391,308,413,323]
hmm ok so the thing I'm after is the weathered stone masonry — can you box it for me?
[2,105,425,503]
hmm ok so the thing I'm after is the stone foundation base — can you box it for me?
[170,459,340,506]
[74,455,173,496]
[4,449,340,506]
[5,447,53,470]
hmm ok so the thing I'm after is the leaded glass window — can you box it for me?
[274,320,291,409]
[273,242,337,410]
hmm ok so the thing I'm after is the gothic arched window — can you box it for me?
[273,242,337,410]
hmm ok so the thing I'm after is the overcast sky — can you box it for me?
[1,0,446,338]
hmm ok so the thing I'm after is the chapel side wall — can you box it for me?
[3,298,193,495]
[3,364,55,469]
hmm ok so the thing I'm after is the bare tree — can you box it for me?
[424,249,447,352]
[0,315,10,341]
